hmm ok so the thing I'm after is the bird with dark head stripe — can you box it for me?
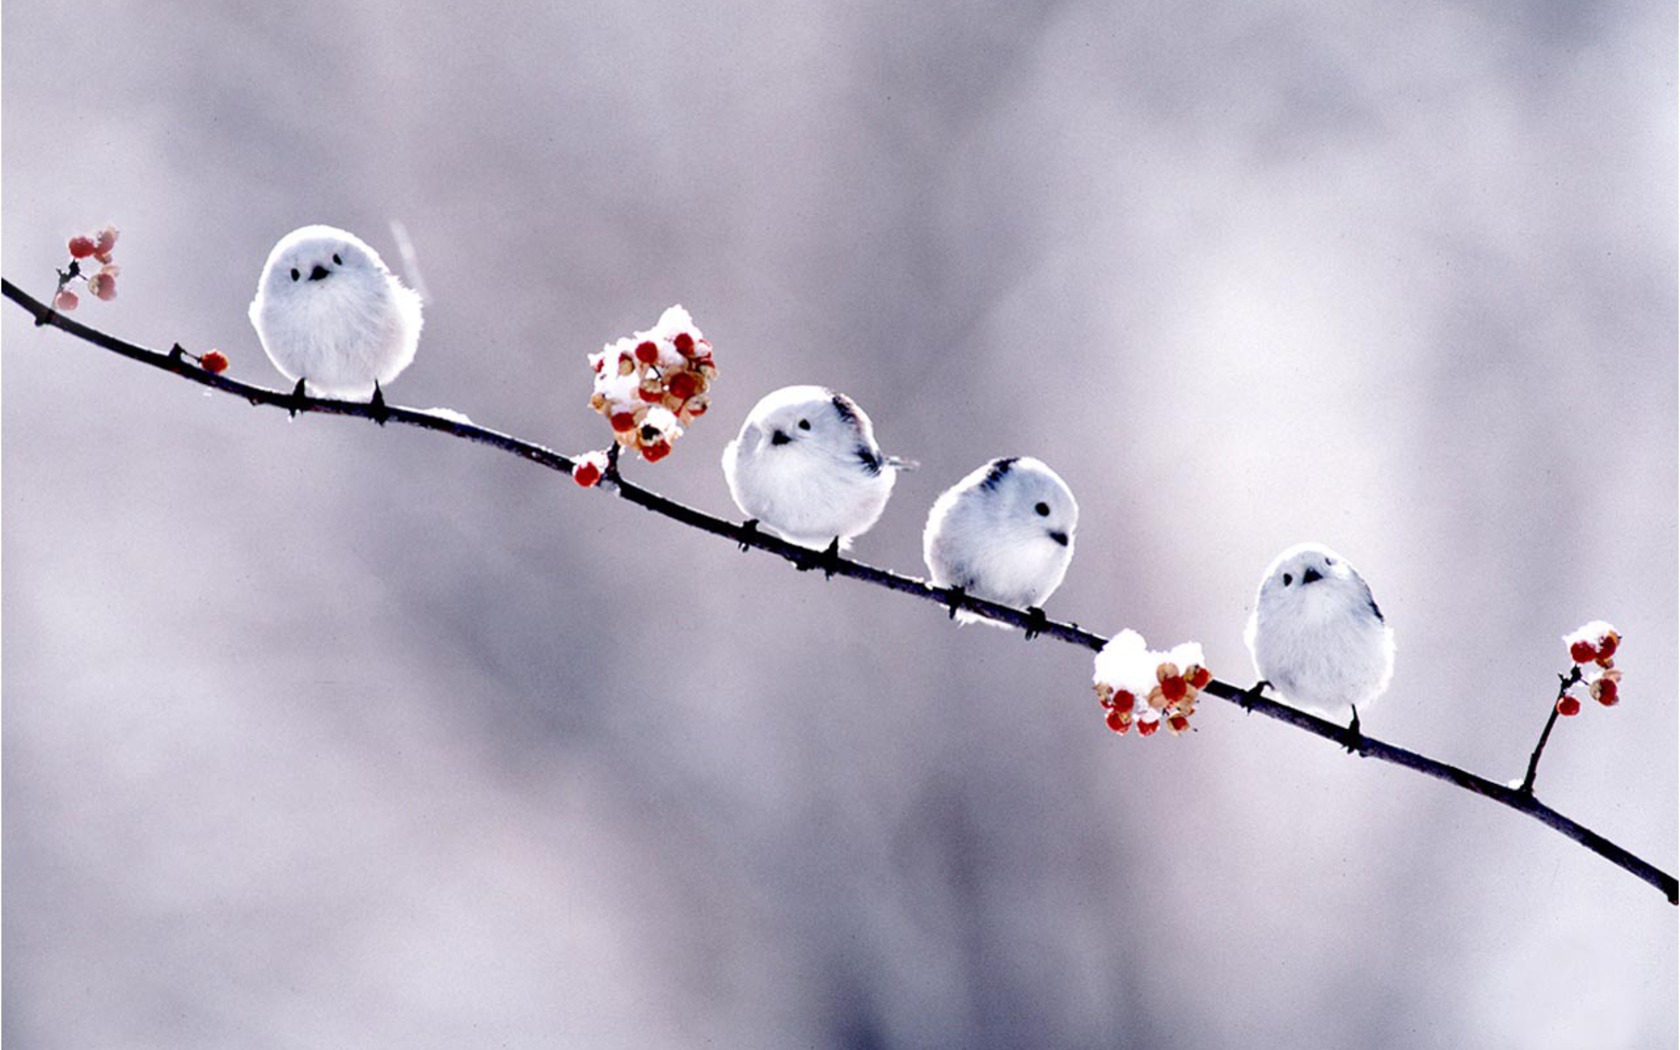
[923,456,1078,628]
[1245,542,1395,739]
[723,385,912,555]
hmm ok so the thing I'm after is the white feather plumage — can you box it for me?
[249,225,423,398]
[1245,542,1395,720]
[721,385,903,550]
[922,456,1077,627]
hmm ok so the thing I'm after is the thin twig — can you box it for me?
[4,275,1675,906]
[1520,666,1583,796]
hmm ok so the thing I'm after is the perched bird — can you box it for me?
[923,457,1078,630]
[1244,542,1395,737]
[249,225,423,412]
[722,385,909,556]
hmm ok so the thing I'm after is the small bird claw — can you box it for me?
[289,377,309,418]
[943,585,967,620]
[793,538,841,577]
[1342,706,1364,754]
[369,381,390,426]
[738,519,759,553]
[1239,680,1271,713]
[1023,605,1048,641]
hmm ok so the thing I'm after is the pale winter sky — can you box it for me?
[4,1,1675,1046]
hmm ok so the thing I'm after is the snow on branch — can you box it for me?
[3,274,1673,906]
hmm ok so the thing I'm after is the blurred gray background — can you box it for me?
[4,1,1675,1046]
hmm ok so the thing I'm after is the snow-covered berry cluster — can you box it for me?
[1557,621,1623,716]
[587,305,715,463]
[53,226,121,312]
[1092,629,1212,737]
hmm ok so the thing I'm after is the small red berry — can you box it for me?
[1113,690,1135,712]
[68,236,96,259]
[572,461,602,487]
[609,411,637,432]
[673,332,695,354]
[1569,640,1596,664]
[638,386,665,403]
[667,371,699,400]
[592,357,605,374]
[1594,678,1618,706]
[1105,708,1130,734]
[94,226,118,254]
[1188,666,1212,689]
[634,341,659,364]
[200,350,229,374]
[54,289,79,311]
[685,399,708,417]
[88,273,117,300]
[1596,634,1618,660]
[1167,714,1190,734]
[1137,718,1160,737]
[1160,676,1187,702]
[641,440,672,462]
[1556,695,1581,717]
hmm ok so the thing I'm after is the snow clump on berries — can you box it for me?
[587,305,715,463]
[1092,629,1213,738]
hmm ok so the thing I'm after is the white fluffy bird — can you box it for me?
[722,385,908,554]
[249,225,423,406]
[923,456,1078,628]
[1244,542,1395,735]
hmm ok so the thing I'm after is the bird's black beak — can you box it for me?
[1049,530,1069,547]
[308,264,330,281]
[770,429,791,446]
[1301,566,1323,585]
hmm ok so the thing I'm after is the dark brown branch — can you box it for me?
[5,275,1674,906]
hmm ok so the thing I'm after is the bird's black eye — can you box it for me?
[1283,573,1294,586]
[290,268,300,281]
[797,419,811,431]
[332,253,342,266]
[1035,502,1050,517]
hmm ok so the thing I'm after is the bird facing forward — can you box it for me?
[249,224,422,408]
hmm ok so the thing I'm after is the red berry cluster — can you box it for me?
[1092,630,1209,739]
[587,305,715,463]
[1097,661,1211,736]
[1557,622,1622,717]
[53,226,121,311]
